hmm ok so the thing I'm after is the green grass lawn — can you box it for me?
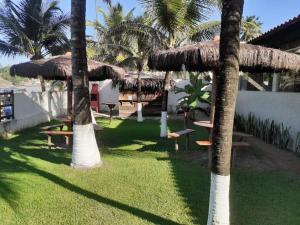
[1,118,300,225]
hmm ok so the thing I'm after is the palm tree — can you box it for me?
[241,15,262,41]
[0,0,70,91]
[70,0,101,168]
[107,14,160,122]
[87,2,135,64]
[207,0,244,224]
[138,0,215,137]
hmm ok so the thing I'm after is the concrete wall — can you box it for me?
[236,91,300,150]
[0,91,67,135]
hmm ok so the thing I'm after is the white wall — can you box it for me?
[0,91,67,135]
[90,80,119,112]
[236,91,300,150]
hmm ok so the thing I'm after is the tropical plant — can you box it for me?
[0,0,70,91]
[70,0,101,168]
[240,15,262,41]
[234,113,291,150]
[87,2,135,64]
[174,72,211,110]
[207,0,244,225]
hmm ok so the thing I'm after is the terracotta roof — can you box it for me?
[250,14,300,44]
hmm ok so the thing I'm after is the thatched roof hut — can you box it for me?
[10,54,125,81]
[148,41,300,73]
[118,74,165,94]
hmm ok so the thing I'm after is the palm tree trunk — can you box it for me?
[137,65,143,122]
[207,0,244,224]
[160,71,170,137]
[71,0,101,168]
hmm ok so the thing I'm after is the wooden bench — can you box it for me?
[40,130,73,150]
[40,123,65,131]
[196,141,250,167]
[168,129,195,151]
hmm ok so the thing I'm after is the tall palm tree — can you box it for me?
[138,0,215,137]
[207,0,244,224]
[0,0,70,91]
[107,14,160,122]
[71,0,101,168]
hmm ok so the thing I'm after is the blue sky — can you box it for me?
[1,0,300,66]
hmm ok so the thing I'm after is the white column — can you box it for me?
[137,102,143,122]
[272,73,279,92]
[160,111,168,137]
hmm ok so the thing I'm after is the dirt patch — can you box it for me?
[177,136,300,175]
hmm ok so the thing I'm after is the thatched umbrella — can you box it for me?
[10,54,125,117]
[148,41,300,73]
[10,54,125,81]
[118,74,165,94]
[148,40,300,136]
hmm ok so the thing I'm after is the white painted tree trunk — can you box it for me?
[91,108,97,124]
[137,102,143,122]
[207,172,230,225]
[71,123,102,168]
[160,111,168,137]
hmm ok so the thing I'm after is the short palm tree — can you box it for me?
[0,0,70,91]
[241,15,262,41]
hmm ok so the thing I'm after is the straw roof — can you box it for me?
[118,73,164,94]
[10,55,125,81]
[148,41,300,73]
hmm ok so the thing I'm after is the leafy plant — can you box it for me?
[234,113,291,150]
[174,72,211,110]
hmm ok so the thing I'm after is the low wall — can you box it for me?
[236,91,300,150]
[0,91,67,135]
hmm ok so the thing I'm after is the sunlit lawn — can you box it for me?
[1,118,300,225]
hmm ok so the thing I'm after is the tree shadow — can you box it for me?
[0,147,181,225]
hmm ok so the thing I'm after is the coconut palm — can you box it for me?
[241,15,262,41]
[0,0,70,91]
[207,0,244,224]
[107,14,162,122]
[87,2,135,64]
[70,0,101,168]
[138,0,216,137]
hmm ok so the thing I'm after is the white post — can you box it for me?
[137,102,143,122]
[160,111,168,137]
[272,73,279,92]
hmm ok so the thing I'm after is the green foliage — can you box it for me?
[234,113,291,150]
[174,72,211,109]
[0,0,70,59]
[241,16,263,41]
